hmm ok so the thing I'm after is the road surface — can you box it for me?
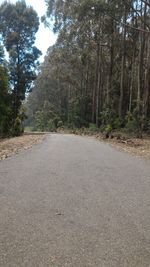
[0,134,150,267]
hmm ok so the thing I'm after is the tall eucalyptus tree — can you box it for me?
[0,0,41,121]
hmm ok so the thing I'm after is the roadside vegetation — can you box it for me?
[0,0,150,143]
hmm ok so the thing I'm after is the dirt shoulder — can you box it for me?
[59,129,150,160]
[0,134,46,160]
[95,135,150,160]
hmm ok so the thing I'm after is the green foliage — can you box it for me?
[104,124,113,134]
[113,118,123,129]
[34,101,61,131]
[19,105,27,123]
[12,117,23,136]
[125,108,143,136]
[125,119,137,133]
[0,0,41,122]
[24,126,34,132]
[89,123,98,132]
[100,107,117,129]
[0,66,12,136]
[35,110,45,132]
[47,119,56,132]
[67,96,90,128]
[68,98,81,128]
[35,111,58,132]
[57,120,63,128]
[147,120,150,133]
[11,106,27,136]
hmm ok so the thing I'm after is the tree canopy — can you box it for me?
[0,0,41,136]
[27,0,150,135]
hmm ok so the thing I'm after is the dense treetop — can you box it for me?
[0,0,41,136]
[27,0,150,136]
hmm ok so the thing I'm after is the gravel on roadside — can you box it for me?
[0,134,46,160]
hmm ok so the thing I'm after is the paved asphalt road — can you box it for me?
[0,134,150,267]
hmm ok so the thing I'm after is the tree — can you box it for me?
[0,45,12,136]
[0,0,41,122]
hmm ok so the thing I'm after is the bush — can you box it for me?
[113,117,123,129]
[57,120,63,128]
[125,110,143,137]
[47,119,56,132]
[147,120,150,133]
[35,110,45,131]
[105,124,113,134]
[12,117,23,136]
[125,119,137,133]
[100,107,116,127]
[89,123,98,132]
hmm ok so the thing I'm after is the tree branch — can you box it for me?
[130,4,150,30]
[109,14,150,34]
[141,0,150,8]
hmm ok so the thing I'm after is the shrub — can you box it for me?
[113,117,123,129]
[105,124,113,134]
[57,120,63,128]
[100,107,116,127]
[35,110,45,131]
[125,119,137,133]
[47,119,56,132]
[12,117,23,136]
[125,110,143,137]
[89,123,98,132]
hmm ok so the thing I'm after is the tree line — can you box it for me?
[0,0,41,137]
[27,0,150,136]
[0,0,149,137]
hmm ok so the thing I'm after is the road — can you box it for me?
[0,133,150,267]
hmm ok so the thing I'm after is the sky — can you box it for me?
[0,0,57,62]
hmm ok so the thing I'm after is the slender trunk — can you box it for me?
[137,37,141,108]
[92,78,96,123]
[95,17,102,127]
[119,6,126,118]
[96,52,101,127]
[143,32,150,116]
[67,84,71,124]
[143,1,150,117]
[129,61,134,112]
[107,19,114,106]
[137,1,144,111]
[92,17,101,125]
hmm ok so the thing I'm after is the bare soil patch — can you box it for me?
[0,134,46,160]
[96,135,150,159]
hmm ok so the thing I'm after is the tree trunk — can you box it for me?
[143,0,150,117]
[93,17,101,125]
[129,60,134,112]
[143,32,150,116]
[119,6,126,118]
[107,18,114,107]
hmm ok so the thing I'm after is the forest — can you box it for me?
[0,0,150,137]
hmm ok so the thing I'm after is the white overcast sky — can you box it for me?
[0,0,57,62]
